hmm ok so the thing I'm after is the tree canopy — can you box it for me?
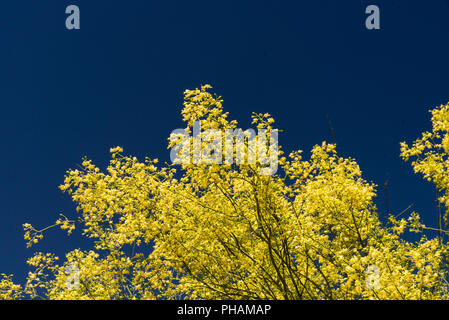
[2,85,449,300]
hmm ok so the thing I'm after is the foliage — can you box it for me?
[2,87,449,300]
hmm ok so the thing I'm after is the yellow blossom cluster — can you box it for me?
[0,274,22,299]
[401,103,449,226]
[2,87,449,300]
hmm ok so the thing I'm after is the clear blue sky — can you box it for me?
[1,0,449,284]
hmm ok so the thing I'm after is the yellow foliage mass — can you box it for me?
[2,87,449,300]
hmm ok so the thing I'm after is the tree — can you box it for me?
[1,85,449,300]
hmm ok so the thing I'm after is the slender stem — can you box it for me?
[384,173,390,217]
[325,114,337,146]
[436,187,442,245]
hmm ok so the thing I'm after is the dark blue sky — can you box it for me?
[1,0,449,284]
